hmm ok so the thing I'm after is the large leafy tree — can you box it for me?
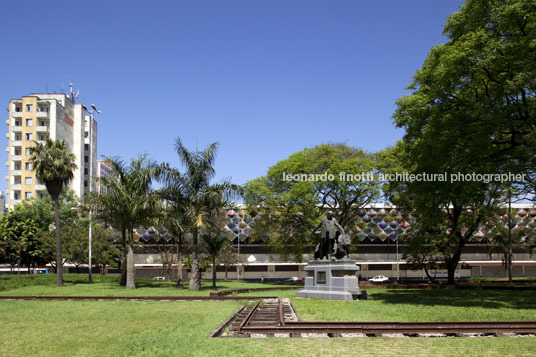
[245,144,379,261]
[159,139,240,291]
[29,139,77,286]
[0,210,40,273]
[390,0,536,284]
[88,155,160,289]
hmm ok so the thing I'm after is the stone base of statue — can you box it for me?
[296,259,366,301]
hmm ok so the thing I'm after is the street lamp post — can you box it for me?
[396,237,399,281]
[508,187,512,283]
[236,209,240,281]
[82,104,101,283]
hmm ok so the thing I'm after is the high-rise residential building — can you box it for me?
[0,190,5,216]
[6,93,97,209]
[96,159,113,194]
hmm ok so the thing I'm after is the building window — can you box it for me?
[25,163,32,170]
[14,162,21,170]
[14,192,20,200]
[37,106,49,113]
[25,148,32,156]
[14,134,21,141]
[84,131,89,138]
[14,120,21,126]
[84,156,88,163]
[39,121,46,126]
[26,119,33,126]
[84,144,89,151]
[25,192,32,199]
[84,168,88,175]
[25,133,32,141]
[25,177,32,185]
[26,104,33,112]
[15,106,21,112]
[84,180,88,188]
[39,135,46,141]
[14,148,21,156]
[14,176,21,184]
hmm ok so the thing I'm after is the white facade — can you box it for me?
[96,159,112,194]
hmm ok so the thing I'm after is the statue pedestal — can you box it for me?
[296,260,365,301]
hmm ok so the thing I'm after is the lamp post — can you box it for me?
[236,209,240,281]
[82,104,101,283]
[396,237,399,281]
[508,187,512,283]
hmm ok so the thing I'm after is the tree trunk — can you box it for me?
[423,264,434,282]
[225,265,228,280]
[176,243,183,288]
[54,198,63,286]
[120,228,127,286]
[189,248,201,290]
[189,229,201,290]
[126,240,136,289]
[212,257,217,288]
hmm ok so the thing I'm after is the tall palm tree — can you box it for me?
[160,138,241,290]
[29,139,77,286]
[88,155,160,289]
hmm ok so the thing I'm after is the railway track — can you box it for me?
[0,295,277,301]
[4,295,535,337]
[216,298,536,338]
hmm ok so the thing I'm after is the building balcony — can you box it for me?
[36,126,49,133]
[5,119,9,125]
[11,170,21,176]
[11,155,21,161]
[36,184,46,191]
[12,184,21,190]
[12,140,22,146]
[12,112,22,118]
[36,111,49,118]
[11,125,22,132]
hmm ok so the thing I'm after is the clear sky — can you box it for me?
[0,0,464,192]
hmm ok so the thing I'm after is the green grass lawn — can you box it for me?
[0,274,288,296]
[1,275,536,356]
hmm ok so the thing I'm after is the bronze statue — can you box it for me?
[312,211,345,260]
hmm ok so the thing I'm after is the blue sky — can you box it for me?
[0,0,464,191]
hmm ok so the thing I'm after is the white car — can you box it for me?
[152,276,166,280]
[369,275,389,282]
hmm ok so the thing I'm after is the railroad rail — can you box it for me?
[0,295,277,301]
[217,298,536,338]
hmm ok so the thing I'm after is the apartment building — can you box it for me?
[6,93,97,208]
[96,159,113,194]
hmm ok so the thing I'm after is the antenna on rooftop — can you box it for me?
[68,82,79,103]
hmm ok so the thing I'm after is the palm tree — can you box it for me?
[160,138,241,290]
[29,139,77,286]
[156,207,190,288]
[88,155,160,289]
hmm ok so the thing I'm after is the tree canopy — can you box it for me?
[245,143,380,261]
